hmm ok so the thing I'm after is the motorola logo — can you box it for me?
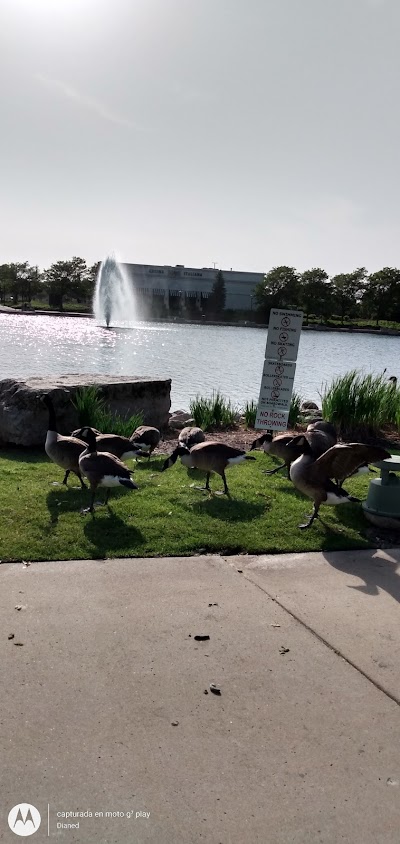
[8,804,41,836]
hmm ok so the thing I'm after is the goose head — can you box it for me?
[78,426,98,453]
[161,445,192,471]
[250,433,273,452]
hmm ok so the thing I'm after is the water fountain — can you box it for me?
[93,256,137,327]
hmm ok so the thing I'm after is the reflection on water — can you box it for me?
[0,314,398,410]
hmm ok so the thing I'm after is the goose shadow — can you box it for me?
[189,494,268,523]
[46,486,86,526]
[82,509,144,556]
[322,546,400,605]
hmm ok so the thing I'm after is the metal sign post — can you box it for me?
[255,308,303,430]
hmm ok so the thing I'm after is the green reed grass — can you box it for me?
[73,387,143,438]
[321,370,400,438]
[243,400,258,428]
[190,391,237,430]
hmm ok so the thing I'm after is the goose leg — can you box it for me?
[215,470,230,496]
[81,485,96,515]
[62,469,70,486]
[194,472,212,492]
[77,471,87,490]
[263,463,286,475]
[299,503,319,530]
[104,489,111,505]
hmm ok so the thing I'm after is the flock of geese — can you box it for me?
[42,395,391,529]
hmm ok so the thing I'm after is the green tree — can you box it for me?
[0,262,41,306]
[299,268,331,323]
[44,257,89,310]
[331,268,367,325]
[0,264,14,304]
[253,266,300,320]
[361,267,400,325]
[209,270,226,317]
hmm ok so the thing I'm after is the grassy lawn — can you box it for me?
[0,447,391,563]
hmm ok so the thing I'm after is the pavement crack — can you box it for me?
[242,571,400,709]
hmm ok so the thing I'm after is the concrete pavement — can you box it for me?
[1,549,399,844]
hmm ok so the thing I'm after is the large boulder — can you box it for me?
[0,375,171,447]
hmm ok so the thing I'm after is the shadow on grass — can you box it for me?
[0,447,46,464]
[46,487,86,525]
[44,488,143,556]
[190,493,267,523]
[83,510,144,556]
[322,546,400,605]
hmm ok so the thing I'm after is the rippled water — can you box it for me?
[0,314,398,411]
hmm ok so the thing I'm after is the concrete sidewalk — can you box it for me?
[0,549,399,844]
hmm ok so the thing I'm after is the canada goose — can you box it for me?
[73,427,146,462]
[42,395,88,489]
[178,426,206,449]
[71,426,102,438]
[130,425,161,458]
[250,422,336,478]
[78,427,139,514]
[306,420,337,440]
[250,432,298,477]
[161,441,256,496]
[286,435,391,529]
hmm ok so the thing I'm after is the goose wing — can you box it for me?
[191,441,246,459]
[312,443,391,481]
[80,451,132,477]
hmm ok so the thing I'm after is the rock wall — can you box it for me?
[0,375,171,447]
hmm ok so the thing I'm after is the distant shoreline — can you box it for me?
[2,306,400,337]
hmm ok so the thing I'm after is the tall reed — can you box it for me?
[73,386,144,438]
[320,370,400,437]
[189,391,237,430]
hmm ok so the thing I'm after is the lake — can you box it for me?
[0,313,398,412]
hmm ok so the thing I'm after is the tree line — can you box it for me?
[1,258,400,325]
[0,258,98,311]
[254,266,400,326]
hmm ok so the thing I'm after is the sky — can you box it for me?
[1,0,399,275]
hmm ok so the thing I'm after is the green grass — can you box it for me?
[0,447,389,563]
[321,370,400,438]
[73,386,143,437]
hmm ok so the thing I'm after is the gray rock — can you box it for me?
[300,400,320,411]
[169,410,195,430]
[0,375,171,447]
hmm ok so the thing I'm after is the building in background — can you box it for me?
[122,262,264,317]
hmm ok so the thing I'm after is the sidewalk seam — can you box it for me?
[243,571,400,709]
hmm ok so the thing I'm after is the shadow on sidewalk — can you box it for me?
[322,547,400,605]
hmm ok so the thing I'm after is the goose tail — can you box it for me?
[119,478,139,490]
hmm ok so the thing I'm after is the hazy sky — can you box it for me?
[1,0,399,274]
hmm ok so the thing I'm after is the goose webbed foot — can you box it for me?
[80,506,95,516]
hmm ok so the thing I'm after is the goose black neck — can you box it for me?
[45,397,58,433]
[82,429,97,453]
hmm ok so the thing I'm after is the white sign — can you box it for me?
[255,406,290,430]
[264,309,303,362]
[257,359,297,409]
[255,308,303,431]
